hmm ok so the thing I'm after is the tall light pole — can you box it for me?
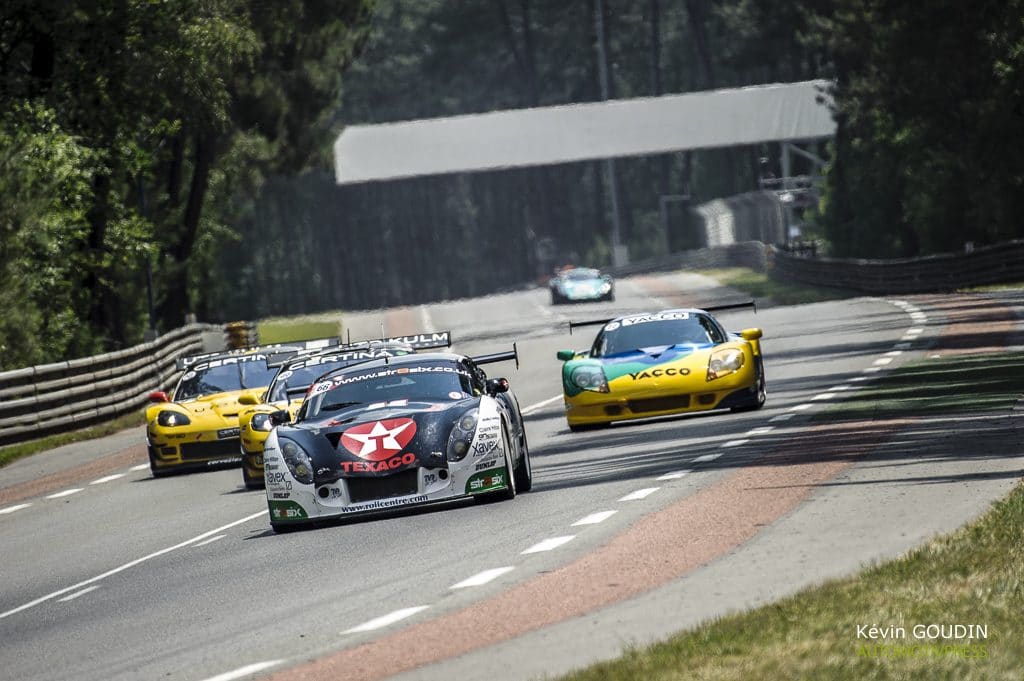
[594,0,628,267]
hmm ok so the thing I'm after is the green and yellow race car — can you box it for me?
[556,303,765,431]
[146,340,336,477]
[237,332,452,488]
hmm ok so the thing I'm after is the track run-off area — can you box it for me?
[1,271,1021,681]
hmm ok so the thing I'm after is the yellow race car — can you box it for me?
[146,341,334,477]
[237,332,452,488]
[557,303,765,431]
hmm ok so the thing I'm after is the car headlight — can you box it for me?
[279,438,313,484]
[599,282,612,293]
[707,348,745,380]
[447,408,478,462]
[157,410,191,427]
[570,365,609,393]
[250,413,273,432]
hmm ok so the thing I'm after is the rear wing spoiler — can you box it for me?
[568,300,756,335]
[266,331,453,369]
[177,337,342,371]
[471,342,519,370]
[343,330,452,351]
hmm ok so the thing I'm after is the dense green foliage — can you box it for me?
[0,0,372,368]
[2,1,1022,364]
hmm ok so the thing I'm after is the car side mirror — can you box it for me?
[740,328,763,341]
[486,378,509,395]
[556,350,577,361]
[238,393,259,405]
[270,409,291,426]
[148,391,170,403]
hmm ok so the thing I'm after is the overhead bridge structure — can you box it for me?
[333,80,835,185]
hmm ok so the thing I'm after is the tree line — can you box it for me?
[2,1,1022,368]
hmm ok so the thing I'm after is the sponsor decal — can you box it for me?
[474,460,497,471]
[340,452,416,473]
[183,370,197,380]
[192,354,270,372]
[268,500,308,520]
[272,492,290,499]
[628,367,691,380]
[205,457,242,466]
[472,440,497,456]
[465,468,508,494]
[604,322,621,331]
[423,472,438,486]
[337,494,429,514]
[330,365,470,387]
[341,418,417,460]
[265,463,279,471]
[217,427,240,439]
[619,312,690,326]
[311,381,332,396]
[448,391,463,400]
[276,370,294,381]
[367,399,410,410]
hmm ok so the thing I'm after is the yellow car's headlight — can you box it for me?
[707,348,744,380]
[157,410,191,427]
[250,413,273,432]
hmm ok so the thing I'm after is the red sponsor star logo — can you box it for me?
[340,418,417,461]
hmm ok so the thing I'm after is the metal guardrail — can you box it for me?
[0,323,222,447]
[769,240,1024,293]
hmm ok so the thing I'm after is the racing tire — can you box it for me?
[242,466,264,490]
[148,447,174,478]
[731,359,767,412]
[513,427,533,493]
[551,292,562,305]
[602,292,615,302]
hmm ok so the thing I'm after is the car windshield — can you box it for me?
[301,361,474,420]
[174,358,276,401]
[565,268,600,280]
[593,314,724,357]
[267,360,358,402]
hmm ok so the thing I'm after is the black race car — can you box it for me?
[263,348,531,531]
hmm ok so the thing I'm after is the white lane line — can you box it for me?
[746,426,775,436]
[790,404,812,412]
[863,367,882,373]
[721,439,749,448]
[418,305,434,333]
[57,586,99,603]
[90,473,125,485]
[47,489,83,499]
[0,503,31,515]
[522,536,576,554]
[572,510,618,526]
[692,453,722,463]
[910,313,927,321]
[0,510,268,620]
[827,385,852,392]
[619,487,660,501]
[521,394,564,416]
[657,471,688,480]
[885,350,903,357]
[905,327,925,335]
[130,464,150,472]
[200,660,286,681]
[770,413,796,422]
[873,357,894,366]
[450,567,515,589]
[194,535,225,548]
[850,376,869,382]
[811,393,835,401]
[343,605,430,634]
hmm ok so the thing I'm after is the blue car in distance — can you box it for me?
[550,267,615,305]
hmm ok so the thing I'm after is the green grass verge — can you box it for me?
[556,352,1023,680]
[698,267,861,306]
[256,318,342,344]
[0,409,146,469]
[558,483,1021,680]
[818,354,1024,421]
